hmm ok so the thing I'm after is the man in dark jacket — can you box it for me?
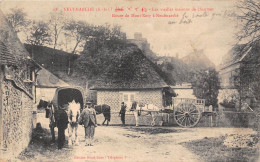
[55,107,69,149]
[119,102,127,126]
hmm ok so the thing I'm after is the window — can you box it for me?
[123,94,128,102]
[130,94,135,102]
[120,92,137,108]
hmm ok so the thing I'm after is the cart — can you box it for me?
[172,98,206,128]
[48,86,85,142]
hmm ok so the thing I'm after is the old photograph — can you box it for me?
[0,0,259,161]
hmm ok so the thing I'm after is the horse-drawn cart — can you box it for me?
[171,98,206,128]
[129,98,208,127]
[46,86,85,142]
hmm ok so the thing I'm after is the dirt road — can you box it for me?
[71,126,201,162]
[17,113,257,162]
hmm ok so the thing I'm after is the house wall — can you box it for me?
[97,89,163,112]
[96,89,164,126]
[0,66,3,150]
[1,79,33,157]
[97,90,121,112]
[218,63,240,88]
[36,87,57,104]
[137,90,163,109]
[173,88,196,99]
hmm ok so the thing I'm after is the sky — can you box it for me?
[0,0,240,66]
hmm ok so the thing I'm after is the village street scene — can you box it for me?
[0,0,260,161]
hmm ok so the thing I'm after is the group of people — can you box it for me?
[55,101,97,149]
[55,101,130,149]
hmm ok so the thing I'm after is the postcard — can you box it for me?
[0,0,259,161]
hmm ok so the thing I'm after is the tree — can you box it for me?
[6,8,30,33]
[236,0,260,49]
[83,24,126,54]
[76,24,130,77]
[64,20,93,54]
[48,11,66,49]
[26,21,51,46]
[192,69,220,108]
[233,52,260,110]
[235,0,260,110]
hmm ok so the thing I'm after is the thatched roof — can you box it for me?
[91,45,168,90]
[24,44,78,70]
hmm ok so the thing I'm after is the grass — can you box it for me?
[181,136,259,162]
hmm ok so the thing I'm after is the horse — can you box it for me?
[37,99,49,110]
[94,104,111,126]
[67,100,80,146]
[130,102,161,127]
[46,102,56,142]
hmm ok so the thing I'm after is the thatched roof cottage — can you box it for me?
[91,45,172,111]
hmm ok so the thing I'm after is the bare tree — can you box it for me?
[236,0,260,48]
[26,21,51,46]
[64,20,93,54]
[6,8,30,33]
[48,11,66,49]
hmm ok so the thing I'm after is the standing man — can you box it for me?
[119,102,127,126]
[55,104,69,150]
[78,101,97,146]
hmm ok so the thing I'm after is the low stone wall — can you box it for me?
[217,112,258,128]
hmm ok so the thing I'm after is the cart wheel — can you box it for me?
[174,103,201,127]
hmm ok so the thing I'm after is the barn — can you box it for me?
[0,10,40,157]
[91,45,171,112]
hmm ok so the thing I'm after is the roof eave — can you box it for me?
[90,87,165,91]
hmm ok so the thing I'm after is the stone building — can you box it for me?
[128,32,151,52]
[127,32,157,60]
[0,10,39,157]
[217,43,260,110]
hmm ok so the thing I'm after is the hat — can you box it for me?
[59,104,68,110]
[86,101,92,104]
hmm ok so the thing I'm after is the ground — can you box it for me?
[12,113,260,162]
